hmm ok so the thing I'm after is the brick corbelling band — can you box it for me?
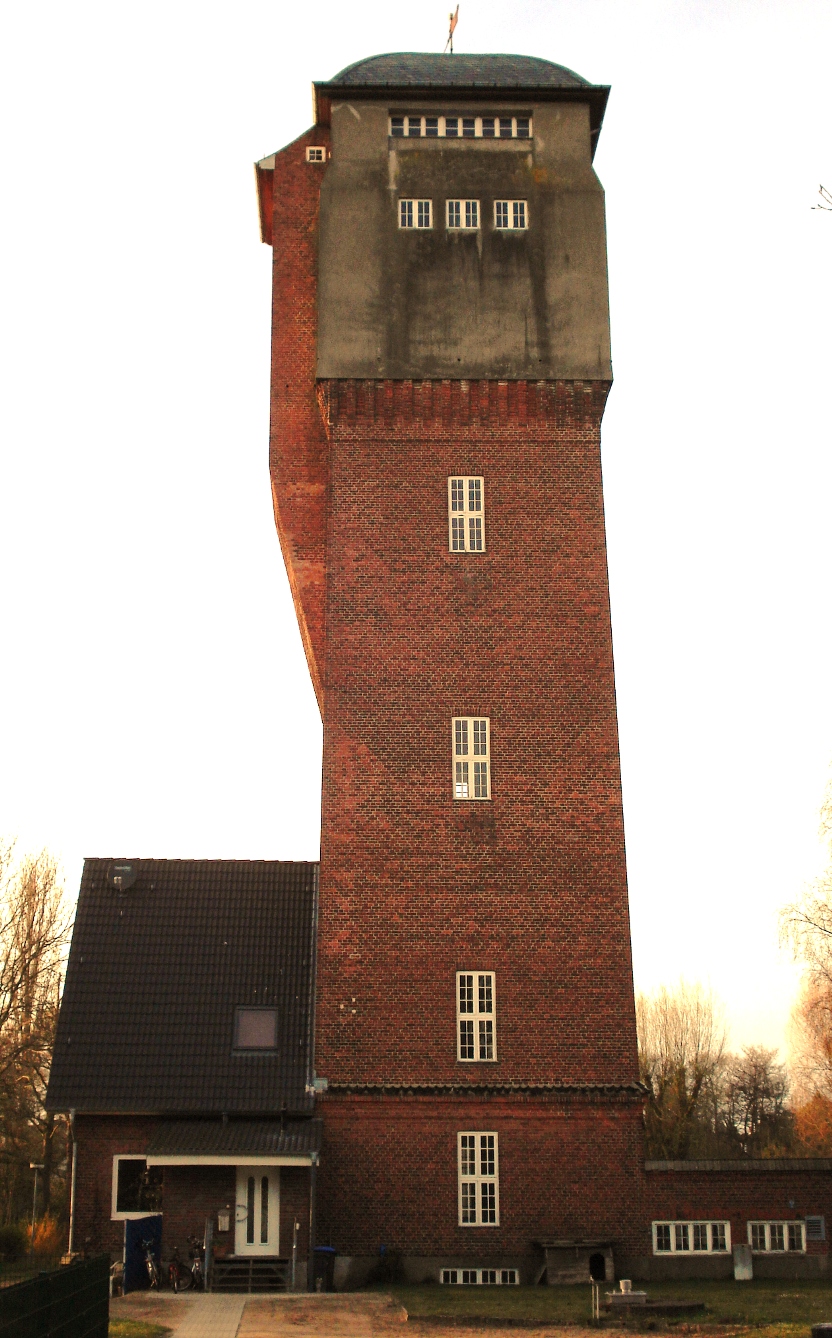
[316,378,611,432]
[323,1080,647,1100]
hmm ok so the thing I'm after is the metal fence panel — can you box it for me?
[0,1256,109,1338]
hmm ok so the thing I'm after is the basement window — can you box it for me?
[653,1221,730,1254]
[458,1132,499,1226]
[494,200,528,230]
[235,1007,278,1051]
[453,717,490,800]
[399,199,432,229]
[111,1157,163,1220]
[447,476,485,552]
[446,200,479,231]
[749,1221,806,1253]
[305,146,326,163]
[457,972,496,1062]
[442,1268,517,1284]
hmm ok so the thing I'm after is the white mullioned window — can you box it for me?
[305,146,326,163]
[453,717,491,800]
[446,200,480,230]
[652,1221,730,1254]
[447,476,485,553]
[457,972,496,1062]
[748,1221,806,1253]
[458,1132,499,1226]
[399,199,433,229]
[389,115,531,139]
[494,200,528,230]
[441,1268,517,1284]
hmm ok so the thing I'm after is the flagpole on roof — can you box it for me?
[443,5,459,53]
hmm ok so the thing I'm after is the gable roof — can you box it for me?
[47,859,318,1117]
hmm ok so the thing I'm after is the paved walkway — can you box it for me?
[109,1291,407,1338]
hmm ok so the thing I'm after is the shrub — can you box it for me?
[33,1215,63,1256]
[0,1223,28,1261]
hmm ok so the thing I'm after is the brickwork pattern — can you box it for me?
[314,378,638,1089]
[268,128,331,708]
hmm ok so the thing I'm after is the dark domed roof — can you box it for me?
[327,52,591,90]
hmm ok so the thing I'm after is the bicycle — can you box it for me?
[166,1235,204,1291]
[139,1237,160,1290]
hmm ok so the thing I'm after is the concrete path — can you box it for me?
[110,1291,245,1337]
[238,1294,407,1337]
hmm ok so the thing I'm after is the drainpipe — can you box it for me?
[307,1152,318,1292]
[68,1111,77,1257]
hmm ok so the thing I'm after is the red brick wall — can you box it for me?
[314,378,638,1088]
[162,1165,235,1257]
[73,1115,157,1257]
[317,1092,646,1263]
[268,128,331,709]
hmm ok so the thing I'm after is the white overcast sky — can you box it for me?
[1,0,830,1058]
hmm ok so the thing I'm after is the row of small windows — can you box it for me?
[399,200,527,231]
[441,1269,518,1285]
[390,114,531,140]
[652,1220,822,1255]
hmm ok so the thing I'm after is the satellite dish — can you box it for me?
[108,860,138,892]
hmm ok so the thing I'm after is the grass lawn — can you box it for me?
[108,1322,172,1337]
[378,1279,832,1330]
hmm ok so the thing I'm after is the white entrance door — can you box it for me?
[235,1167,280,1255]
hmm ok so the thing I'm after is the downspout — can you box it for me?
[307,1152,318,1292]
[68,1110,77,1256]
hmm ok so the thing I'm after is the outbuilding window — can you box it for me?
[453,717,490,800]
[458,1132,499,1225]
[457,972,496,1061]
[305,147,326,163]
[448,476,485,552]
[652,1221,730,1254]
[749,1221,806,1252]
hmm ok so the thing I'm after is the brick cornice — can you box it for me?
[323,1080,646,1101]
[316,378,611,433]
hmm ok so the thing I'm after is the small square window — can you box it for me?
[305,146,326,163]
[462,117,476,137]
[407,116,422,137]
[481,117,495,138]
[516,117,530,138]
[445,117,459,137]
[425,117,439,137]
[235,1007,277,1050]
[390,116,405,137]
[499,118,513,137]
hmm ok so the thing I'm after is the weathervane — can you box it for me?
[444,5,459,53]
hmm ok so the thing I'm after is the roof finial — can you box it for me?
[443,5,459,53]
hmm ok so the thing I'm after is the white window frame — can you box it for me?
[305,146,326,163]
[453,716,491,801]
[388,114,531,140]
[441,1268,517,1284]
[494,200,529,231]
[446,200,480,231]
[111,1155,163,1221]
[748,1221,806,1253]
[447,476,485,553]
[652,1221,731,1255]
[398,199,432,229]
[457,971,496,1062]
[458,1132,499,1227]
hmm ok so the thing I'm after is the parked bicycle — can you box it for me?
[139,1237,160,1290]
[166,1235,205,1291]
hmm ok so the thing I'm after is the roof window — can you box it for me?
[235,1007,277,1051]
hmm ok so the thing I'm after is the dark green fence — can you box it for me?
[0,1256,109,1338]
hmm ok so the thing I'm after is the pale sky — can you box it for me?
[1,0,830,1059]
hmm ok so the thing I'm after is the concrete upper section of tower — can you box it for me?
[307,50,613,383]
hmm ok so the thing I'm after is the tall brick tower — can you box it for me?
[256,52,644,1283]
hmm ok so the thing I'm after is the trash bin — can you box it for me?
[313,1245,336,1292]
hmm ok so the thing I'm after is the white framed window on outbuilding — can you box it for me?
[457,971,496,1062]
[453,717,490,800]
[458,1132,499,1226]
[448,477,485,552]
[652,1221,730,1254]
[748,1221,806,1253]
[305,146,326,163]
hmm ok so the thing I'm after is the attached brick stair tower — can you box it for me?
[255,51,644,1283]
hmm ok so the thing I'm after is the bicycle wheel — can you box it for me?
[175,1264,193,1292]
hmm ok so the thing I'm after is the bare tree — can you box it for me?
[723,1046,793,1156]
[0,843,72,1223]
[637,981,727,1159]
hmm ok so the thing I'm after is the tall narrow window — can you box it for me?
[457,972,496,1061]
[447,476,485,552]
[453,717,490,800]
[458,1133,499,1226]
